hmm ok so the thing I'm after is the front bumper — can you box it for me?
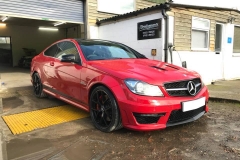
[114,85,209,131]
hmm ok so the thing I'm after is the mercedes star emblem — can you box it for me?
[187,81,197,96]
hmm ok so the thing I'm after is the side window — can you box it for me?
[44,44,58,57]
[55,41,79,60]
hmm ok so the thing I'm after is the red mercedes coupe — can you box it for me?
[31,39,209,132]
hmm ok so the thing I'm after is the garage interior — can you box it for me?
[0,16,85,67]
[0,0,85,67]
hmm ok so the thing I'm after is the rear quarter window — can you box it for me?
[44,44,58,57]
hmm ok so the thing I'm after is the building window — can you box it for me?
[98,0,134,14]
[233,26,240,53]
[191,17,210,50]
[215,24,223,52]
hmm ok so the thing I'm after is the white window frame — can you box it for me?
[233,25,240,57]
[191,17,210,51]
[215,23,223,52]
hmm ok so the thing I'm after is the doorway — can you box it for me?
[214,23,225,80]
[0,36,12,66]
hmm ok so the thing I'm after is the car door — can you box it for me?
[53,41,83,103]
[41,44,58,89]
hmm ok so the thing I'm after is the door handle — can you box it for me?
[50,61,54,66]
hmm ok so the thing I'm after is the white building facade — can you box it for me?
[93,2,240,85]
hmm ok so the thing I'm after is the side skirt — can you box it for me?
[43,86,89,112]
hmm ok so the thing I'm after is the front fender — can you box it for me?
[81,74,124,105]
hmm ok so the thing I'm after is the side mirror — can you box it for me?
[182,61,187,68]
[61,54,76,63]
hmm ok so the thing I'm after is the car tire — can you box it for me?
[32,73,47,98]
[114,120,123,131]
[89,86,122,132]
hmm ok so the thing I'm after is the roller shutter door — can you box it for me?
[0,0,84,23]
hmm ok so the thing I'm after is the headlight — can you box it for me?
[124,79,164,96]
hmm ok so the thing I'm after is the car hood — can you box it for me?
[87,59,200,86]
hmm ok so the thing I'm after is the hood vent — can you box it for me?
[151,66,166,71]
[165,64,179,70]
[151,64,179,71]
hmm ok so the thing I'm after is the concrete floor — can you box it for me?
[0,66,31,90]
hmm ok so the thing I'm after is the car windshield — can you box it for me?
[78,40,144,61]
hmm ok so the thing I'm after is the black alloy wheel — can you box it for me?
[32,73,47,98]
[89,86,122,132]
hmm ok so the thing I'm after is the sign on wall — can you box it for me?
[228,37,232,44]
[137,19,162,40]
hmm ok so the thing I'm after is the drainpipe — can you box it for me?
[162,3,170,63]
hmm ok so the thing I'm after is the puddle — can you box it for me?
[51,141,108,160]
[7,138,53,160]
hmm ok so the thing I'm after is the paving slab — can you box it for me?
[207,79,240,103]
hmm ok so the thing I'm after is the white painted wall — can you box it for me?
[172,51,219,84]
[171,23,240,85]
[0,25,66,66]
[96,10,240,85]
[223,24,240,80]
[172,1,240,83]
[98,12,164,60]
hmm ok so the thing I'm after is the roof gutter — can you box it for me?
[97,3,166,25]
[162,3,171,63]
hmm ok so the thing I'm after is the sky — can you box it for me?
[173,0,240,10]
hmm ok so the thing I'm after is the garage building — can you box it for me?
[0,0,85,67]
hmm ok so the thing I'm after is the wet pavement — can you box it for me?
[208,80,240,103]
[0,67,240,160]
[1,101,240,160]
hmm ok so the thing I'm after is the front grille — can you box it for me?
[133,113,164,124]
[164,78,202,97]
[167,106,205,124]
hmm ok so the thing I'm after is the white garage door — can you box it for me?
[0,0,84,23]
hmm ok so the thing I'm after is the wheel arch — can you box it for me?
[31,66,42,79]
[88,83,116,104]
[88,82,123,132]
[87,75,127,105]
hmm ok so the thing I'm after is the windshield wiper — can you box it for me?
[89,58,106,61]
[110,57,123,59]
